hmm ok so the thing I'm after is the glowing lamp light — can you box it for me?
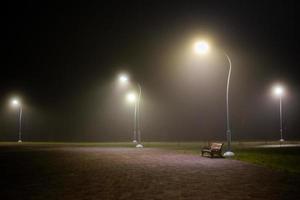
[119,74,129,84]
[126,92,137,103]
[11,98,20,107]
[273,85,284,97]
[194,41,210,54]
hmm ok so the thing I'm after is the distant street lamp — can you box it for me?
[10,98,23,143]
[194,40,235,157]
[119,73,129,84]
[194,41,210,54]
[118,73,143,148]
[126,92,139,146]
[126,92,137,103]
[273,85,285,142]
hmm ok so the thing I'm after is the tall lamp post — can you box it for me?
[194,40,235,157]
[126,92,143,148]
[273,85,285,142]
[118,74,137,143]
[11,98,23,143]
[118,73,143,148]
[126,92,138,144]
[136,84,142,148]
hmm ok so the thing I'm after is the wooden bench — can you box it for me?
[201,143,224,158]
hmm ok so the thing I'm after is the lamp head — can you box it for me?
[194,40,210,55]
[273,85,284,97]
[11,98,20,107]
[118,74,129,84]
[126,92,137,103]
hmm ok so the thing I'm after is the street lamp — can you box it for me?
[193,40,235,157]
[119,73,129,84]
[194,41,210,55]
[273,85,285,142]
[126,92,138,144]
[118,73,143,148]
[10,98,23,143]
[126,92,137,103]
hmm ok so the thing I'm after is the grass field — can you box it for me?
[234,147,300,173]
[1,140,300,174]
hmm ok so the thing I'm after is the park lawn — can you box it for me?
[234,147,300,174]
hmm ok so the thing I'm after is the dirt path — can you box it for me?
[0,146,299,200]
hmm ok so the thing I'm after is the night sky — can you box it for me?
[0,1,299,141]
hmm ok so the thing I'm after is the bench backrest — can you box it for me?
[210,143,223,151]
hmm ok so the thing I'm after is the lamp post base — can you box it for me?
[223,151,235,157]
[136,144,143,148]
[132,140,137,144]
[279,139,284,142]
[18,140,22,143]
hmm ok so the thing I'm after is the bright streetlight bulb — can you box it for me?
[11,98,20,107]
[273,85,284,97]
[194,40,210,54]
[119,74,129,84]
[126,92,137,103]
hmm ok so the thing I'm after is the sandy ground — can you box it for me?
[0,145,299,200]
